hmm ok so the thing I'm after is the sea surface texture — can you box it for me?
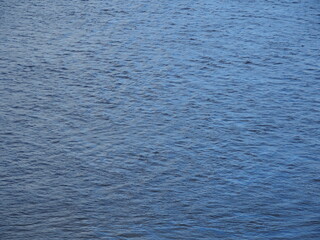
[0,0,319,239]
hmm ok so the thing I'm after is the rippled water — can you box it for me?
[1,0,319,239]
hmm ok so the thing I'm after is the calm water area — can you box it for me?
[1,0,319,239]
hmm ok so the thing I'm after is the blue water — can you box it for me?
[1,0,319,239]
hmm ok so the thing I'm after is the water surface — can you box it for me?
[1,0,319,239]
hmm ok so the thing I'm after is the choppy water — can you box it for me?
[1,0,319,239]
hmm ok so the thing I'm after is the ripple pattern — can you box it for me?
[1,0,320,239]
